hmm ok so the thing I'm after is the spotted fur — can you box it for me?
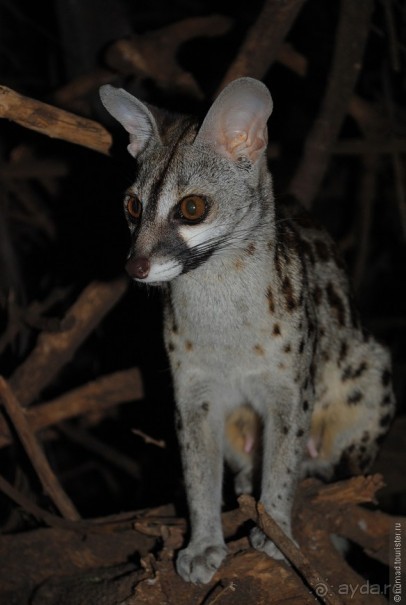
[100,78,396,584]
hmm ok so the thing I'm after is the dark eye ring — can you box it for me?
[177,195,208,223]
[125,194,142,221]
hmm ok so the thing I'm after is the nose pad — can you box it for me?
[126,257,150,279]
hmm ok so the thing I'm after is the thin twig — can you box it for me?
[0,377,80,520]
[132,428,166,449]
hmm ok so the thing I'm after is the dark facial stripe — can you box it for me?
[181,246,215,274]
[144,119,195,223]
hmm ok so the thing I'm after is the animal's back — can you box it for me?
[226,195,396,482]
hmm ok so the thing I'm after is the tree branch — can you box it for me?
[217,0,306,93]
[8,277,128,408]
[0,378,80,520]
[0,86,112,155]
[288,0,374,208]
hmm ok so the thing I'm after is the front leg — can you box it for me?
[245,376,311,558]
[175,376,227,584]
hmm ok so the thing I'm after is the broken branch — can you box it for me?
[0,86,112,155]
[8,277,128,407]
[0,377,80,521]
[0,368,143,449]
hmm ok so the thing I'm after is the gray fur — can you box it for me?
[100,78,396,584]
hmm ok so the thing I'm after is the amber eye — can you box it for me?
[125,194,142,221]
[178,196,207,223]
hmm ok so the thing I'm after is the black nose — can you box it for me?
[126,257,150,279]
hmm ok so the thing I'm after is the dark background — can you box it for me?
[0,0,405,524]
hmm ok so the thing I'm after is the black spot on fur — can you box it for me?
[273,323,281,336]
[266,285,275,313]
[361,432,370,443]
[347,390,363,405]
[201,402,210,412]
[296,428,304,438]
[283,426,289,435]
[338,341,348,363]
[342,361,368,381]
[380,413,392,428]
[284,343,292,353]
[353,361,368,378]
[168,342,175,352]
[326,282,346,326]
[282,276,296,311]
[298,338,305,354]
[303,400,309,412]
[381,394,392,406]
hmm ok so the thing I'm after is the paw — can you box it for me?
[250,523,299,561]
[234,469,253,495]
[176,542,228,584]
[250,527,285,559]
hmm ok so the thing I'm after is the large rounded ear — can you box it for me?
[194,77,273,164]
[99,85,161,158]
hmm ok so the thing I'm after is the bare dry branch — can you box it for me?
[288,0,374,208]
[105,16,232,99]
[8,277,128,408]
[0,368,143,449]
[239,494,343,605]
[0,377,80,520]
[0,86,112,154]
[217,0,306,93]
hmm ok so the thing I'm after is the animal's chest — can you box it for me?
[164,263,307,376]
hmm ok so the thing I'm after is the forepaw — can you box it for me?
[250,526,299,561]
[176,542,228,584]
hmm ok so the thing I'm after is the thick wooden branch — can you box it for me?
[0,86,112,154]
[288,0,374,208]
[217,0,306,93]
[8,277,128,408]
[0,368,143,449]
[106,16,232,99]
[0,473,396,604]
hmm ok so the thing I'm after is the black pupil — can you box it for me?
[186,199,197,216]
[132,198,139,215]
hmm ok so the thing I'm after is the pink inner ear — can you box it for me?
[225,125,268,163]
[194,78,273,163]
